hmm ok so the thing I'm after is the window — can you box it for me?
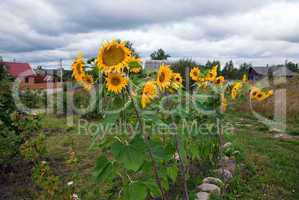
[25,77,29,83]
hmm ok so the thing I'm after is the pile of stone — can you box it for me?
[196,142,237,200]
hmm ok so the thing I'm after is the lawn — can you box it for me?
[2,110,298,200]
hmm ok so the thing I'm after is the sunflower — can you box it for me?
[156,64,173,90]
[72,53,85,81]
[190,67,200,81]
[97,39,132,73]
[128,57,143,73]
[255,91,265,101]
[231,82,242,100]
[81,74,94,91]
[242,74,248,82]
[220,93,228,112]
[205,66,218,81]
[141,81,158,108]
[214,76,225,85]
[106,72,128,94]
[231,89,238,100]
[172,73,183,90]
[250,86,261,99]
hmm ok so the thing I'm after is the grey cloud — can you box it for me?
[0,0,298,66]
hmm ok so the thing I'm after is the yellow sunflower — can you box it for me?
[172,73,183,90]
[97,39,132,73]
[81,74,94,91]
[190,67,200,81]
[255,91,265,101]
[220,93,228,112]
[250,86,261,99]
[71,53,85,81]
[214,76,225,85]
[231,82,242,100]
[128,57,143,73]
[205,66,218,81]
[141,81,158,108]
[255,89,273,101]
[242,74,248,82]
[231,89,238,100]
[156,64,173,90]
[106,72,128,94]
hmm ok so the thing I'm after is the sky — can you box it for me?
[0,0,299,69]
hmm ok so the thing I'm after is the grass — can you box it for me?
[223,112,299,200]
[4,111,298,199]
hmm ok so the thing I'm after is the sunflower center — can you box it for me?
[193,72,198,76]
[257,94,262,98]
[111,76,121,86]
[102,46,126,66]
[159,72,165,82]
[252,91,257,96]
[76,64,82,74]
[176,77,180,82]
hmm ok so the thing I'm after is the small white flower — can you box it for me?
[72,193,79,200]
[174,152,180,161]
[67,181,74,186]
[41,161,47,164]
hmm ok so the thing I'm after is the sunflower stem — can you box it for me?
[126,85,168,200]
[174,134,189,200]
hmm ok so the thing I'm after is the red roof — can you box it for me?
[2,62,35,77]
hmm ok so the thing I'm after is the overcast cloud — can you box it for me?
[0,0,299,68]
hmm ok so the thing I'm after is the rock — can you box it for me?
[216,169,233,182]
[203,177,224,187]
[197,183,221,195]
[270,128,283,133]
[223,142,232,149]
[232,150,240,156]
[196,192,210,200]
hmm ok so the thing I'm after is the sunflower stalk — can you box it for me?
[126,85,168,200]
[174,134,189,200]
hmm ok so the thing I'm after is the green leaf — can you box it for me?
[143,179,161,198]
[111,136,146,171]
[93,156,115,183]
[123,181,148,200]
[166,165,178,182]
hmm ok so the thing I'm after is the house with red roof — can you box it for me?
[1,61,35,85]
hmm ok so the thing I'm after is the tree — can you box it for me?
[285,61,299,73]
[222,60,238,79]
[125,41,140,58]
[150,49,170,60]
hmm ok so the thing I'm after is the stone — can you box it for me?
[202,177,224,187]
[197,183,221,195]
[223,142,232,149]
[216,169,233,182]
[196,192,210,200]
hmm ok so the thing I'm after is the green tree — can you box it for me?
[222,60,238,79]
[150,49,170,60]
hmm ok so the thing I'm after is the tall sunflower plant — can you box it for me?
[71,39,273,200]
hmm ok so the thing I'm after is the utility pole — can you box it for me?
[59,58,63,82]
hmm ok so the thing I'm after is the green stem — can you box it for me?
[126,85,168,200]
[175,134,189,200]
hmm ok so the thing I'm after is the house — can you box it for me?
[1,61,35,84]
[249,66,297,81]
[143,60,175,71]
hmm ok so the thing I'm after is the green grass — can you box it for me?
[9,113,298,199]
[223,112,299,200]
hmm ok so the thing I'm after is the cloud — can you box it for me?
[0,0,298,67]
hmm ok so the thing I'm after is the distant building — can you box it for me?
[143,60,175,71]
[249,66,297,81]
[1,61,63,90]
[1,61,35,84]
